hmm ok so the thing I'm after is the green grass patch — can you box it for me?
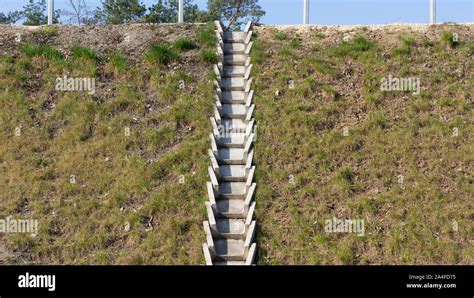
[290,37,301,48]
[441,31,459,48]
[21,43,63,60]
[174,38,197,51]
[250,40,266,65]
[71,46,98,61]
[32,27,59,40]
[272,29,288,40]
[391,36,417,58]
[197,24,217,47]
[199,49,218,64]
[330,36,376,59]
[108,52,127,72]
[145,43,181,65]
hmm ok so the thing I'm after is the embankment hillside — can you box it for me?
[0,23,216,264]
[252,23,473,264]
[0,23,472,264]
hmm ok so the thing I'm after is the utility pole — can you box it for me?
[303,0,309,24]
[429,0,436,24]
[178,0,184,23]
[48,0,54,25]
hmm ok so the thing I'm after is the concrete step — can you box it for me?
[219,182,247,199]
[214,260,246,266]
[216,199,245,218]
[221,91,246,103]
[224,43,245,54]
[224,54,246,66]
[220,77,245,91]
[204,23,256,266]
[220,119,247,134]
[223,31,246,43]
[215,218,246,238]
[223,66,246,77]
[214,239,245,260]
[216,133,246,148]
[221,104,247,119]
[217,148,244,164]
[219,165,247,182]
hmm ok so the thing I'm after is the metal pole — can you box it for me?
[48,0,54,25]
[303,0,309,24]
[178,0,184,23]
[430,0,436,24]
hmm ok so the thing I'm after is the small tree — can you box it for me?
[21,0,61,25]
[63,0,93,25]
[208,0,265,30]
[99,0,147,24]
[0,11,22,24]
[145,0,209,23]
[81,9,106,25]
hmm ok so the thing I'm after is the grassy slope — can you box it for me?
[252,24,473,264]
[0,24,217,264]
[0,23,472,265]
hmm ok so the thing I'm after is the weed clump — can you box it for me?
[106,52,127,75]
[250,41,266,65]
[290,37,301,48]
[32,27,59,41]
[72,46,98,60]
[391,36,417,57]
[199,49,218,64]
[110,53,127,69]
[330,36,375,58]
[313,31,326,39]
[21,43,63,60]
[197,24,217,47]
[145,43,181,65]
[441,31,459,48]
[272,29,288,40]
[174,38,197,51]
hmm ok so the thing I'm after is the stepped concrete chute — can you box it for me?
[202,20,257,266]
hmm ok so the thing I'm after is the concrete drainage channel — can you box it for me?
[202,21,257,265]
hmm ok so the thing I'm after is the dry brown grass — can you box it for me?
[253,24,473,264]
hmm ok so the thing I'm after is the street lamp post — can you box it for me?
[48,0,54,25]
[178,0,184,23]
[303,0,309,24]
[430,0,436,24]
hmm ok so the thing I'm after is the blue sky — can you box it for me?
[1,0,473,25]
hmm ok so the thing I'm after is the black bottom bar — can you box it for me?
[0,265,472,297]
